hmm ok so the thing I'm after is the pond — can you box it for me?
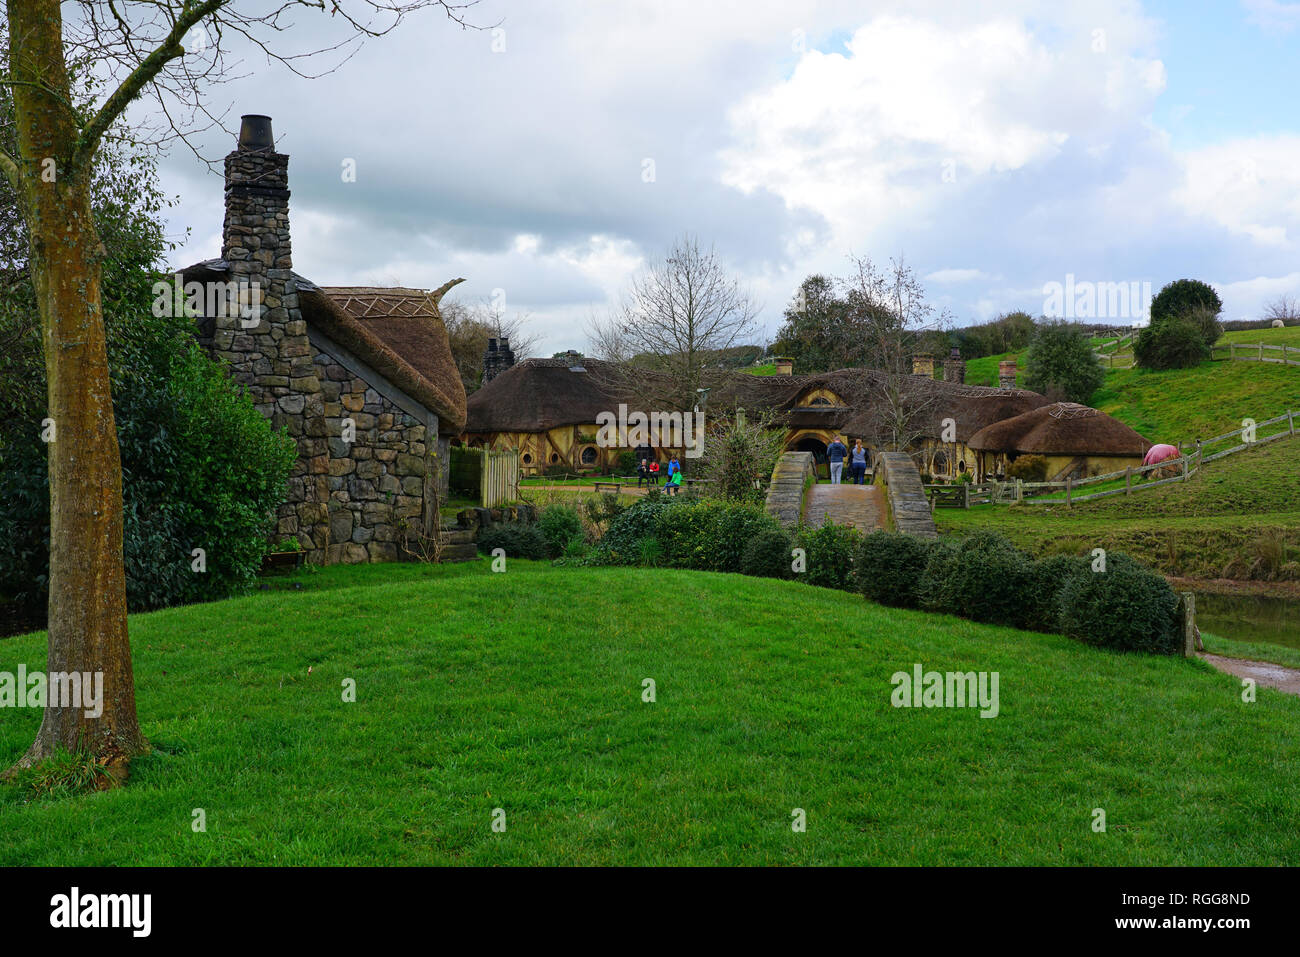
[1194,591,1300,651]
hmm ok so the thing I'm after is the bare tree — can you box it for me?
[841,255,951,454]
[0,0,476,774]
[1264,295,1299,325]
[592,235,759,412]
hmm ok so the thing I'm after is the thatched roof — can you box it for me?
[181,262,466,433]
[967,402,1151,456]
[465,357,626,433]
[465,361,1054,442]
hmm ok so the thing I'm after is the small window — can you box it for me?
[522,453,533,465]
[580,446,598,466]
[809,396,831,406]
[549,453,559,464]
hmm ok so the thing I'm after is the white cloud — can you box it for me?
[1242,0,1300,31]
[1175,136,1300,247]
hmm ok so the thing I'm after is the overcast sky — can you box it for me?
[155,0,1300,357]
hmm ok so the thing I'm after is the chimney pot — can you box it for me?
[238,114,275,152]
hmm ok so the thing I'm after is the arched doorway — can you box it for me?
[792,435,830,479]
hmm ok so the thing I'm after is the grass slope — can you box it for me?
[3,562,1299,865]
[937,437,1300,580]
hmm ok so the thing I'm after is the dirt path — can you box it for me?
[1200,653,1300,696]
[805,483,884,531]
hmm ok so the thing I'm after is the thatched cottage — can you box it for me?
[968,402,1151,481]
[462,348,1149,483]
[181,115,466,564]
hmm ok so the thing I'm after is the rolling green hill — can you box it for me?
[3,561,1300,865]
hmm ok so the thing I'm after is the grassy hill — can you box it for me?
[937,436,1300,580]
[3,561,1300,865]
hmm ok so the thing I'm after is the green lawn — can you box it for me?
[3,561,1299,865]
[1221,326,1300,349]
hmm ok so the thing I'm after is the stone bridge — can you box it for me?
[764,449,936,538]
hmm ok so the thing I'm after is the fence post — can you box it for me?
[1181,593,1197,657]
[1259,342,1265,361]
[1066,476,1072,506]
[963,482,969,509]
[1124,467,1131,495]
[1290,411,1295,436]
[1016,478,1023,503]
[1182,456,1188,481]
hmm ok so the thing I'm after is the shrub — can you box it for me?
[1006,455,1048,483]
[0,308,296,613]
[940,531,1033,625]
[855,532,934,608]
[1022,319,1105,404]
[477,523,550,560]
[1183,304,1224,351]
[586,498,680,565]
[616,451,637,475]
[916,538,962,614]
[956,471,974,484]
[796,517,861,590]
[1021,554,1090,633]
[741,526,794,579]
[1058,553,1181,654]
[1134,314,1211,370]
[655,499,782,572]
[1149,279,1223,328]
[537,505,583,557]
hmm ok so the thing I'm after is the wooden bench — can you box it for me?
[593,482,623,494]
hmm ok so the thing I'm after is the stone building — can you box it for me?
[182,115,466,564]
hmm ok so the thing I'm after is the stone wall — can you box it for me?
[765,451,815,528]
[877,451,938,539]
[205,139,445,565]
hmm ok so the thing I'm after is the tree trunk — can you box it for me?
[6,0,147,771]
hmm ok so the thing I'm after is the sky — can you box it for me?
[152,0,1300,357]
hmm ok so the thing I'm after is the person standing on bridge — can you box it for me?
[850,440,868,485]
[826,436,848,484]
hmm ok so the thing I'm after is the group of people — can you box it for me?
[825,437,870,485]
[637,455,684,494]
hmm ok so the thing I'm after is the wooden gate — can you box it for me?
[481,448,520,507]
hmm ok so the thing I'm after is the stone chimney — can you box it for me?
[483,336,516,383]
[773,356,793,376]
[911,354,934,378]
[998,359,1017,389]
[216,115,326,557]
[943,347,966,384]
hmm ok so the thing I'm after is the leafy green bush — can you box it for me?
[537,505,583,557]
[796,517,861,590]
[1006,455,1048,483]
[741,526,793,579]
[1149,279,1222,328]
[655,499,782,572]
[929,531,1032,625]
[854,532,934,608]
[1058,553,1181,653]
[477,523,550,560]
[586,498,680,565]
[916,538,962,613]
[1023,319,1105,404]
[0,308,296,613]
[1134,314,1211,370]
[1021,554,1090,633]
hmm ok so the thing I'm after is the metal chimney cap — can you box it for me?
[238,114,275,152]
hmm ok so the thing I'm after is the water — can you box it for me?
[1195,591,1300,650]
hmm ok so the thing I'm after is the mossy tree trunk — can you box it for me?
[4,0,147,768]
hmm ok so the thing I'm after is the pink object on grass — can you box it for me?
[1143,444,1180,466]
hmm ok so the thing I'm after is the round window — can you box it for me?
[580,446,598,466]
[522,453,533,465]
[550,453,559,464]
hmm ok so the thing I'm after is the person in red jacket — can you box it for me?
[648,459,661,486]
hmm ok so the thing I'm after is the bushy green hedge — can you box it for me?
[854,532,933,608]
[0,308,296,613]
[741,526,794,579]
[655,500,783,572]
[537,505,583,556]
[796,518,861,590]
[857,530,1179,653]
[478,523,550,560]
[1059,553,1181,654]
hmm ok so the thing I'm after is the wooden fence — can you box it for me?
[926,409,1299,509]
[1212,341,1300,368]
[480,448,520,507]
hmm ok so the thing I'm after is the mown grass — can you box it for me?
[3,560,1299,865]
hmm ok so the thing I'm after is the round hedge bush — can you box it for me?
[741,526,794,579]
[1058,552,1181,654]
[941,530,1033,625]
[477,523,550,560]
[537,505,583,557]
[1021,553,1090,633]
[855,532,934,608]
[796,518,861,591]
